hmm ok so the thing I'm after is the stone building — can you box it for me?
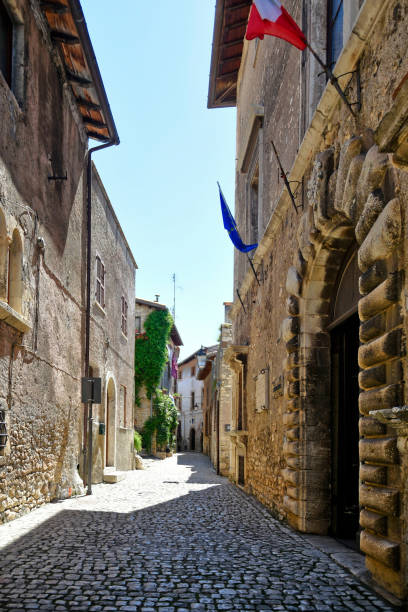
[200,308,233,477]
[134,297,183,430]
[177,350,207,452]
[209,0,408,601]
[0,0,135,520]
[85,166,137,484]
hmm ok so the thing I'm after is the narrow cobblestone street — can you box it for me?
[0,454,395,611]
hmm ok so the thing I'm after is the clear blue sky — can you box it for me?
[82,1,236,360]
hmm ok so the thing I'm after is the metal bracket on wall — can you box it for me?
[236,289,247,313]
[271,140,303,214]
[316,61,362,115]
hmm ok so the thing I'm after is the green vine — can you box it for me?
[142,390,179,451]
[134,309,173,404]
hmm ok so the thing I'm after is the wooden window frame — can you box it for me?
[95,255,105,309]
[121,296,128,336]
[327,0,344,69]
[119,385,127,428]
[135,315,141,334]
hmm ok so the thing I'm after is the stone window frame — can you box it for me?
[0,0,25,108]
[0,206,29,334]
[238,106,264,276]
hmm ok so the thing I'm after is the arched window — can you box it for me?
[0,207,8,301]
[8,228,22,313]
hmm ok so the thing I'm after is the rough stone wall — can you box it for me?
[218,325,233,476]
[0,1,136,520]
[83,168,136,482]
[234,0,303,292]
[231,0,408,600]
[0,0,88,521]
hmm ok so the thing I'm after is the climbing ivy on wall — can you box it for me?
[134,309,173,403]
[141,390,179,451]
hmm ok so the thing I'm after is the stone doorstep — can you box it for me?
[102,467,126,484]
[298,534,403,609]
[231,486,403,609]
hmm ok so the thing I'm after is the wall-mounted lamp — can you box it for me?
[196,346,206,369]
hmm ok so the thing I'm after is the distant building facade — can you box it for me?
[177,351,207,452]
[200,310,233,476]
[134,297,182,430]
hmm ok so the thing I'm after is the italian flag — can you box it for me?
[245,0,307,50]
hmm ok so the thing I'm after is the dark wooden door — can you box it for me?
[331,312,360,542]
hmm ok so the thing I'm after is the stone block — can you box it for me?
[283,440,300,457]
[359,416,386,436]
[286,266,302,297]
[359,437,398,465]
[286,427,299,441]
[286,380,300,398]
[355,189,385,245]
[286,295,299,315]
[294,249,307,276]
[286,335,300,353]
[334,136,362,213]
[283,411,299,428]
[359,384,402,415]
[286,397,300,412]
[359,311,386,343]
[341,154,365,221]
[282,467,299,486]
[360,483,399,516]
[359,260,387,295]
[358,363,386,390]
[358,198,402,272]
[303,298,330,315]
[283,494,299,516]
[358,273,401,321]
[281,316,299,342]
[359,509,387,535]
[360,530,399,570]
[360,463,387,485]
[355,145,389,222]
[285,351,299,369]
[358,328,402,368]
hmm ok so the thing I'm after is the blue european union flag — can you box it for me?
[218,183,258,253]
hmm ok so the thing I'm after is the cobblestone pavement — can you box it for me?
[0,453,395,611]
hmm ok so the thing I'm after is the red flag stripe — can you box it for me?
[245,2,306,51]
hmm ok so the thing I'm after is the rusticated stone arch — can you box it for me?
[282,136,405,597]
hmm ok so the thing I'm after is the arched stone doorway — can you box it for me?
[328,249,360,543]
[281,139,405,598]
[106,378,116,467]
[189,427,195,451]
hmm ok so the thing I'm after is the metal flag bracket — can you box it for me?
[271,140,302,214]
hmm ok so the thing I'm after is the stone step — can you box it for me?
[103,467,126,483]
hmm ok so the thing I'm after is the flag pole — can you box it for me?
[270,139,299,214]
[246,253,261,285]
[306,43,356,117]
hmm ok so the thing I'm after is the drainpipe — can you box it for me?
[84,140,117,495]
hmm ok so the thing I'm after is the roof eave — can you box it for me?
[68,0,119,144]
